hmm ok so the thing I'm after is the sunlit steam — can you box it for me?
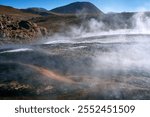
[1,10,150,99]
[133,12,150,33]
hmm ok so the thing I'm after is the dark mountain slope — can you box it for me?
[51,2,103,15]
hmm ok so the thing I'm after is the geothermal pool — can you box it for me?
[0,34,150,99]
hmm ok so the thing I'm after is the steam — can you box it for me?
[0,48,33,54]
[93,43,150,72]
[44,11,150,45]
[42,12,150,97]
[133,12,150,33]
[1,11,150,99]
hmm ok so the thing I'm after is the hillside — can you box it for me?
[0,15,47,44]
[51,2,104,15]
[0,5,40,19]
[21,8,56,16]
[0,5,48,44]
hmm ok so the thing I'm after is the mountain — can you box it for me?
[51,2,103,15]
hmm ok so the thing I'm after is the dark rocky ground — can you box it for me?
[0,34,150,100]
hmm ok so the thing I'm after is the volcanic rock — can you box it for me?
[0,15,48,44]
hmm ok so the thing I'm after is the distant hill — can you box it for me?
[0,5,22,14]
[0,5,40,19]
[51,2,104,15]
[26,8,48,12]
[21,7,52,16]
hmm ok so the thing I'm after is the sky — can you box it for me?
[0,0,150,13]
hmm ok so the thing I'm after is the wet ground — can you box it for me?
[0,34,150,99]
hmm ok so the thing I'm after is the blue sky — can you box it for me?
[0,0,150,13]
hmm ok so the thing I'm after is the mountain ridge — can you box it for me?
[51,2,104,15]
